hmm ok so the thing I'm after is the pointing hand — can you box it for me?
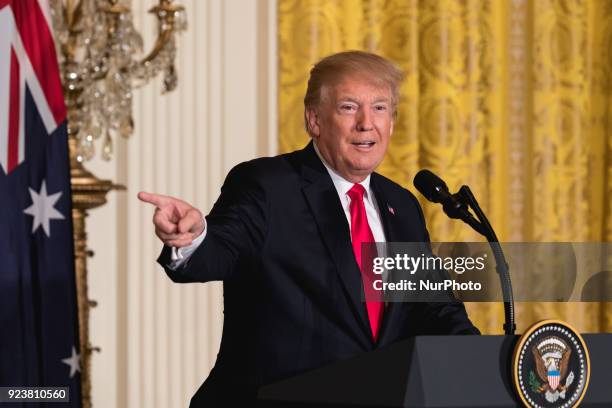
[138,192,204,248]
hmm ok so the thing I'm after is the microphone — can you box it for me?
[413,169,516,335]
[413,170,485,234]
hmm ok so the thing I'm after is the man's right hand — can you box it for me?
[138,192,205,248]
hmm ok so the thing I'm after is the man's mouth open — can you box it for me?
[351,141,376,149]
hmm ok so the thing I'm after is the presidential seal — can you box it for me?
[513,320,590,408]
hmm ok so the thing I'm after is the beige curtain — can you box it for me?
[278,0,612,334]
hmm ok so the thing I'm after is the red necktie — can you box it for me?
[347,183,383,341]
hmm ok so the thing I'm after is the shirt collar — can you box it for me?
[312,140,373,203]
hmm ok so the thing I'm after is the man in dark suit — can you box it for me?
[139,51,478,407]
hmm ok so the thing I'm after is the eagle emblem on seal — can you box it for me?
[530,336,575,403]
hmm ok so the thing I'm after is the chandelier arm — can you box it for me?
[139,28,174,67]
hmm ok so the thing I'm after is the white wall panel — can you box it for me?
[86,1,278,406]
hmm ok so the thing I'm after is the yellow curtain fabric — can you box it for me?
[278,0,612,334]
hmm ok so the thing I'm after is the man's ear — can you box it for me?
[305,108,320,137]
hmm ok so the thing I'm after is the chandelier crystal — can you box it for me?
[50,0,186,162]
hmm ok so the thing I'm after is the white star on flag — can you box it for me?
[61,346,81,378]
[23,180,64,237]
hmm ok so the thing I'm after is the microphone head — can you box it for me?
[413,169,449,203]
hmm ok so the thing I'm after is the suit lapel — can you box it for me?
[298,143,372,339]
[370,174,401,243]
[370,174,403,344]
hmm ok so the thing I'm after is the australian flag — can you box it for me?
[0,0,81,406]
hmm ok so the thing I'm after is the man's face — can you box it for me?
[306,76,394,182]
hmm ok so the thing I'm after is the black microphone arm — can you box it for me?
[457,185,516,335]
[413,170,516,335]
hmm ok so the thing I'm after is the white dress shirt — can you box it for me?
[312,142,387,244]
[168,220,206,267]
[169,142,387,268]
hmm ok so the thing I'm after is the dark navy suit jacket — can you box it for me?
[158,142,479,406]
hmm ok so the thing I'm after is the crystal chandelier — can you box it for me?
[50,0,187,162]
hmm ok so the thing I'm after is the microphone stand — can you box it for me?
[455,186,516,335]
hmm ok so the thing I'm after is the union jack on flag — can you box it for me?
[0,0,81,404]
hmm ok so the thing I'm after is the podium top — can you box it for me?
[258,334,612,407]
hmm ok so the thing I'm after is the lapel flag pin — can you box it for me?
[388,205,395,215]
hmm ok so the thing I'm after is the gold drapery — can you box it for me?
[278,0,612,334]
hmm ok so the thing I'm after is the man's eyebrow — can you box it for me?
[372,97,391,103]
[337,97,360,103]
[336,96,391,103]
